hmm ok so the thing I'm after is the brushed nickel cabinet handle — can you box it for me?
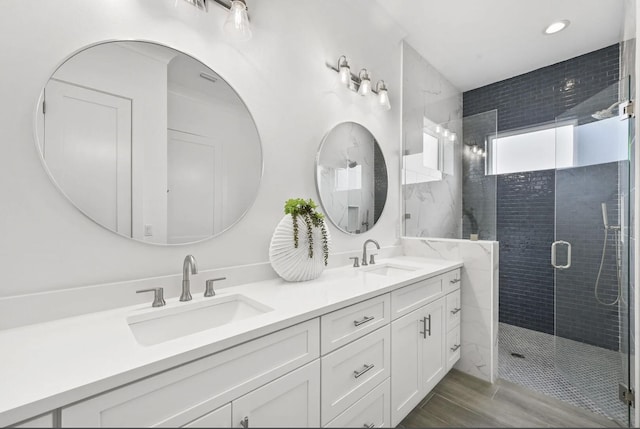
[450,307,461,315]
[354,315,375,327]
[353,363,375,378]
[450,278,461,284]
[419,315,431,339]
[451,344,461,352]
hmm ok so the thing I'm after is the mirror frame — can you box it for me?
[315,121,388,235]
[33,39,264,246]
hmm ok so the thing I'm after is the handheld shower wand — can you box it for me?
[601,202,609,229]
[595,202,621,306]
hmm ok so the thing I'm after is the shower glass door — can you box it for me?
[553,78,632,426]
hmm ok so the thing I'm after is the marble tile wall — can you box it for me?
[402,237,499,383]
[402,42,463,238]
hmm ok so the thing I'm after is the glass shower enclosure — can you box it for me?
[553,78,633,425]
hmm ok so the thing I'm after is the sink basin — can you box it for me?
[362,263,418,276]
[128,294,273,346]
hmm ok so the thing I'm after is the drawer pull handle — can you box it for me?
[353,363,375,378]
[364,424,375,428]
[450,307,461,315]
[450,278,461,284]
[240,416,249,428]
[353,315,375,327]
[420,315,431,339]
[450,344,461,352]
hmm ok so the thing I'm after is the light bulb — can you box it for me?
[472,145,478,153]
[375,81,391,111]
[478,148,485,156]
[223,0,252,42]
[378,88,391,110]
[449,132,456,142]
[435,125,442,134]
[338,56,351,86]
[443,129,450,137]
[357,69,371,96]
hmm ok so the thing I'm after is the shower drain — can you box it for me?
[510,352,526,359]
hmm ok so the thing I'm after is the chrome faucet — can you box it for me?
[361,239,380,266]
[180,255,198,302]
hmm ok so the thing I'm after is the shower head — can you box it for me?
[601,202,609,229]
[591,101,622,120]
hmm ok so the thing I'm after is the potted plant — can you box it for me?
[269,198,331,282]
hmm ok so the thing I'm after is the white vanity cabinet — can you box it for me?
[61,319,319,428]
[390,269,461,427]
[7,265,464,429]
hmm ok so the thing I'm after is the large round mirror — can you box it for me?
[35,41,262,244]
[316,122,388,234]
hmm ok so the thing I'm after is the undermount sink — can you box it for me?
[362,263,418,276]
[127,294,273,346]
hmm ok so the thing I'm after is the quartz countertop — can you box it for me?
[0,256,462,426]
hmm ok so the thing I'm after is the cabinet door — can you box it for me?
[390,308,423,426]
[421,297,445,394]
[232,360,320,428]
[391,297,446,427]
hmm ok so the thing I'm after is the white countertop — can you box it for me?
[0,256,462,426]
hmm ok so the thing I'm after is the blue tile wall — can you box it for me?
[463,44,621,350]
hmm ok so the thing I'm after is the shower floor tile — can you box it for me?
[499,322,627,424]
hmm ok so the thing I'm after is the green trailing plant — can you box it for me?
[284,198,329,266]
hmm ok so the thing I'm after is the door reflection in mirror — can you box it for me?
[36,41,262,244]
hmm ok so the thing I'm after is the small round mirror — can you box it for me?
[35,40,262,245]
[316,122,388,234]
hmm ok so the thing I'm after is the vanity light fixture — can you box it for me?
[544,19,570,35]
[357,69,371,96]
[326,56,391,111]
[183,0,252,41]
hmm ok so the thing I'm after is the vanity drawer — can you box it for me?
[446,289,461,331]
[321,325,390,425]
[444,268,461,294]
[324,378,390,428]
[321,293,390,354]
[391,275,443,319]
[446,326,461,371]
[62,319,320,428]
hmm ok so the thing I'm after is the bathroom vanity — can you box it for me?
[1,257,461,428]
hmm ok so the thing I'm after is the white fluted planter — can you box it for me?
[269,214,331,282]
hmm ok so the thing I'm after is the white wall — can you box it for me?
[0,0,404,297]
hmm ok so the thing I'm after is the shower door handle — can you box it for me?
[551,240,571,269]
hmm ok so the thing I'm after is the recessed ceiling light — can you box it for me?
[544,20,570,35]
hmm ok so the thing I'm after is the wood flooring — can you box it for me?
[399,370,624,428]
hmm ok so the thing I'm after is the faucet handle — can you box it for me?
[349,257,360,268]
[205,277,226,297]
[369,254,377,265]
[136,288,166,307]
